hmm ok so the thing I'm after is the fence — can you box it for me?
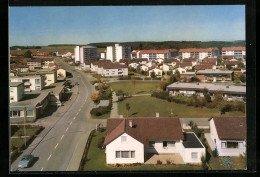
[78,129,96,171]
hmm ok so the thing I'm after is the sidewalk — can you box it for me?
[110,92,119,118]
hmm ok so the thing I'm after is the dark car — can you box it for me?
[18,155,34,168]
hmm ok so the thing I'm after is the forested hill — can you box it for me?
[88,41,245,50]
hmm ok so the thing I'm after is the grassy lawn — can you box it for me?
[117,96,244,118]
[108,81,161,95]
[83,131,202,171]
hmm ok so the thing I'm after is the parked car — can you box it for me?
[18,155,34,168]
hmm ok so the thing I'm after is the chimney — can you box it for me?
[129,120,133,127]
[156,112,159,118]
[119,115,123,118]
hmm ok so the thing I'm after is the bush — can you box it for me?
[115,163,121,167]
[156,160,162,165]
[116,89,124,96]
[166,160,172,165]
[132,163,142,166]
[118,95,124,102]
[212,148,219,157]
[97,137,105,149]
[90,106,111,116]
[220,103,232,114]
[220,157,233,168]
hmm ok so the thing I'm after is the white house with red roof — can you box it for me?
[209,116,246,156]
[179,48,220,61]
[104,117,205,164]
[149,68,163,77]
[222,47,246,59]
[131,49,174,60]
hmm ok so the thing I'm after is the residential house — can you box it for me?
[167,82,246,101]
[195,69,234,82]
[224,60,241,69]
[31,50,50,58]
[10,75,45,92]
[10,65,29,73]
[156,58,164,64]
[179,62,193,70]
[209,116,246,156]
[149,68,163,77]
[164,59,178,66]
[172,67,186,74]
[140,65,149,72]
[100,63,128,77]
[129,63,139,69]
[133,58,148,65]
[103,117,205,164]
[9,82,24,103]
[182,58,198,66]
[56,51,72,58]
[90,60,112,72]
[179,48,220,61]
[180,72,196,79]
[119,59,132,65]
[159,64,170,72]
[222,47,246,59]
[27,59,42,70]
[195,64,216,71]
[202,57,218,65]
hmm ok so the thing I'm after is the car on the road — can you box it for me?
[18,155,34,168]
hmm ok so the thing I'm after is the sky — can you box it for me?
[9,5,245,46]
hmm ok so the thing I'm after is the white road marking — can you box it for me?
[60,134,64,140]
[47,154,52,161]
[70,121,72,125]
[54,143,59,149]
[73,117,76,120]
[41,167,44,171]
[66,127,69,132]
[76,112,79,116]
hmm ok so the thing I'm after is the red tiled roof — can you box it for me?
[10,52,24,56]
[222,55,236,59]
[203,57,217,62]
[179,62,192,67]
[224,60,241,66]
[195,64,214,70]
[222,47,246,51]
[58,51,70,55]
[133,58,148,62]
[104,117,184,146]
[139,50,170,54]
[102,62,128,69]
[179,48,219,53]
[10,65,29,69]
[212,116,246,140]
[164,59,178,63]
[182,58,197,62]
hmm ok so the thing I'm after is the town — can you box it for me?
[10,43,246,171]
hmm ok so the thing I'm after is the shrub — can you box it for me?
[97,137,105,149]
[220,103,232,114]
[212,148,219,157]
[116,89,124,96]
[118,95,124,102]
[166,160,172,165]
[115,163,121,167]
[132,163,142,166]
[156,160,162,165]
[220,157,233,168]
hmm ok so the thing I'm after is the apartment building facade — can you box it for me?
[222,47,246,59]
[179,48,220,61]
[106,44,131,62]
[10,75,45,92]
[131,49,174,60]
[9,82,24,103]
[74,46,98,64]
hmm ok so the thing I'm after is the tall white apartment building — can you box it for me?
[10,75,45,92]
[222,47,246,59]
[74,46,98,64]
[106,44,131,62]
[179,48,220,61]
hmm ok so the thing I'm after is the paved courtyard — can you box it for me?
[144,153,185,164]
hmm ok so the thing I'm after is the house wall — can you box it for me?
[106,46,114,61]
[10,84,24,103]
[210,119,246,156]
[102,68,128,77]
[144,140,183,154]
[44,72,57,86]
[180,144,205,163]
[57,68,66,78]
[10,76,44,91]
[106,133,144,164]
[149,69,162,77]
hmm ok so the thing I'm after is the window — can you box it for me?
[238,142,244,148]
[163,141,167,148]
[191,152,198,159]
[27,110,34,116]
[10,88,14,92]
[10,97,14,100]
[131,151,135,158]
[121,136,127,142]
[227,142,238,148]
[116,151,120,158]
[12,111,20,117]
[221,142,226,149]
[149,141,155,148]
[121,151,129,158]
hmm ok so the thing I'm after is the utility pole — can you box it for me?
[23,107,27,147]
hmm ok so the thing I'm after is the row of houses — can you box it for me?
[103,116,246,164]
[10,50,51,58]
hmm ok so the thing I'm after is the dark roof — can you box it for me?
[102,63,128,69]
[179,62,192,67]
[224,60,241,66]
[182,58,197,62]
[133,58,148,62]
[104,117,184,146]
[212,116,246,140]
[164,59,178,63]
[182,132,204,148]
[10,65,29,69]
[195,64,214,70]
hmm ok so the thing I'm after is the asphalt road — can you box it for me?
[11,58,106,171]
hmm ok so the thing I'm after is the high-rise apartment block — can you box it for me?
[74,46,98,64]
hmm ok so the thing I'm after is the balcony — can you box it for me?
[24,82,31,86]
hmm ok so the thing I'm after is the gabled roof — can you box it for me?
[133,58,148,62]
[179,62,192,67]
[164,59,178,63]
[211,116,246,140]
[104,117,184,146]
[224,60,241,66]
[222,47,246,51]
[203,57,217,62]
[195,64,214,70]
[182,58,197,62]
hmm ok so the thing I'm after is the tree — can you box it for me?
[240,74,246,83]
[150,72,156,79]
[52,52,57,56]
[203,88,211,103]
[91,93,99,103]
[175,70,181,80]
[126,103,131,117]
[237,62,245,69]
[226,65,232,70]
[23,50,32,58]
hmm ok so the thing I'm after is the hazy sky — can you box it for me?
[9,5,245,46]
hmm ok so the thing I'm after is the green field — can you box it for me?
[117,96,245,118]
[83,131,202,171]
[108,81,161,95]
